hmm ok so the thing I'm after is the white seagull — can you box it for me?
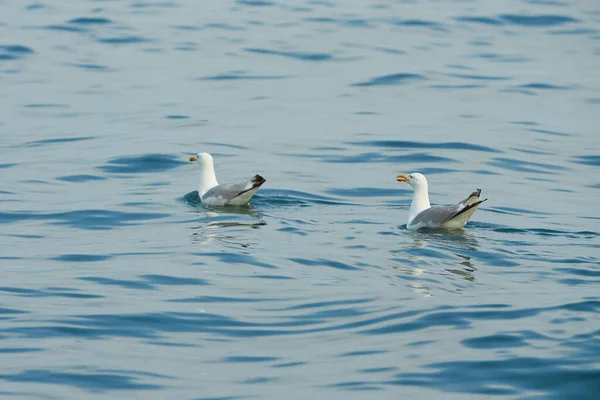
[189,152,266,206]
[396,172,487,231]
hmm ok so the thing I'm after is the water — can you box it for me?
[1,0,599,399]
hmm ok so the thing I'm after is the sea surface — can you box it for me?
[1,1,599,399]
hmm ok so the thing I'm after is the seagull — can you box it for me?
[189,152,266,206]
[396,172,487,231]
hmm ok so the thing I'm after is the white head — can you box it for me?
[396,172,428,189]
[397,172,431,222]
[189,152,219,197]
[189,152,214,167]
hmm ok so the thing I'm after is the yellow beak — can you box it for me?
[396,174,408,183]
[189,156,197,162]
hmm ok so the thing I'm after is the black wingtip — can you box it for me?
[252,174,266,188]
[231,175,266,200]
[447,198,487,222]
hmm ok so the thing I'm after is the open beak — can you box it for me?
[396,174,408,183]
[189,156,197,162]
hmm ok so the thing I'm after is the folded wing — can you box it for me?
[201,175,266,206]
[408,189,487,230]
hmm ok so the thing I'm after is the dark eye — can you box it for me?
[408,175,413,179]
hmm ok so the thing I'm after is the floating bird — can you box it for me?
[396,172,487,230]
[189,152,265,206]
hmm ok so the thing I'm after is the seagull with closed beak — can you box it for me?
[189,152,266,206]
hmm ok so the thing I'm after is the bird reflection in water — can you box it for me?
[391,228,480,294]
[190,206,266,249]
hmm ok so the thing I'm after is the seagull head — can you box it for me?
[189,152,214,167]
[396,172,427,189]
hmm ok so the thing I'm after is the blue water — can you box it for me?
[1,0,599,399]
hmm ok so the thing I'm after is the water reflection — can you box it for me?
[412,230,479,281]
[391,228,481,294]
[191,211,266,246]
[447,254,477,282]
[410,228,480,251]
[184,193,266,248]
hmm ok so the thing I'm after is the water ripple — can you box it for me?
[199,72,288,81]
[97,36,152,45]
[53,254,111,262]
[516,82,570,90]
[68,17,113,25]
[529,128,570,137]
[486,157,566,174]
[197,253,278,269]
[348,140,500,153]
[98,153,187,174]
[72,63,110,71]
[0,286,103,299]
[325,188,409,198]
[295,152,457,164]
[44,24,87,33]
[455,14,578,27]
[571,155,600,167]
[500,14,579,27]
[245,48,333,61]
[454,16,504,26]
[0,209,170,230]
[446,72,510,81]
[351,73,425,87]
[288,257,361,271]
[305,17,371,28]
[0,45,34,60]
[389,19,446,31]
[0,369,164,391]
[24,136,94,147]
[56,174,106,182]
[388,355,599,397]
[237,0,275,6]
[14,300,590,341]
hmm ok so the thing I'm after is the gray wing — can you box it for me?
[410,205,463,227]
[410,189,487,227]
[202,175,265,203]
[204,182,250,200]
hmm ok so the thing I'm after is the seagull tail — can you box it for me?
[252,174,266,186]
[461,189,483,206]
[234,175,266,198]
[447,197,487,222]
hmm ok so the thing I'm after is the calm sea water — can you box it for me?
[1,1,599,399]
